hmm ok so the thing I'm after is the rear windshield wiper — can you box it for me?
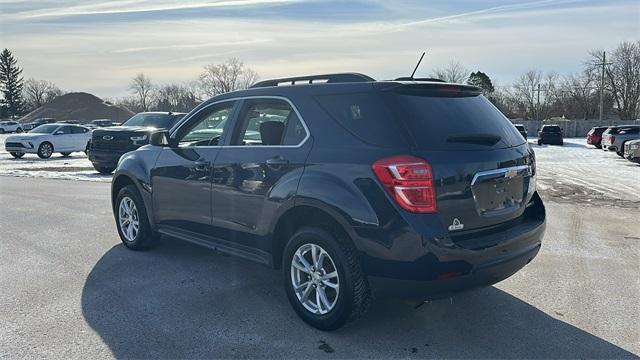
[446,134,502,146]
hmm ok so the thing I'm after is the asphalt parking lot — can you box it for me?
[1,143,639,358]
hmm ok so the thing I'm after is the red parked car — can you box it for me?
[587,126,608,148]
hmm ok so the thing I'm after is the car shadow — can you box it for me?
[81,237,636,359]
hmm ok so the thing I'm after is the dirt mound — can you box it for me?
[19,92,134,124]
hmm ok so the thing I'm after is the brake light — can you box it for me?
[372,155,436,213]
[611,135,616,143]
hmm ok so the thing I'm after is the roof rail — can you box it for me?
[394,77,446,82]
[250,73,374,88]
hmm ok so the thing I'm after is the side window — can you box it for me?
[71,126,87,134]
[232,99,307,146]
[57,126,73,134]
[178,102,235,147]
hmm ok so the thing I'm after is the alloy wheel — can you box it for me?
[118,196,140,242]
[40,143,53,158]
[290,243,340,315]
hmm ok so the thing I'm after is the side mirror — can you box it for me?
[149,130,171,147]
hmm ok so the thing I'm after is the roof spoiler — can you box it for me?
[250,73,374,88]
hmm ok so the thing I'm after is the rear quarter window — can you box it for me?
[314,92,408,147]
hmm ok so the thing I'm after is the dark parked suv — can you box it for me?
[110,74,545,330]
[537,124,564,145]
[89,112,185,173]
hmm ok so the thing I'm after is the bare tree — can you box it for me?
[512,70,542,119]
[431,61,470,83]
[198,58,259,98]
[589,41,640,120]
[129,73,154,112]
[23,78,63,111]
[155,83,200,112]
[559,71,601,120]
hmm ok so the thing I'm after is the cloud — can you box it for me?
[111,39,272,54]
[2,0,636,98]
[8,0,302,20]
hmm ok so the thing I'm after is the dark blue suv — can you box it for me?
[111,73,545,330]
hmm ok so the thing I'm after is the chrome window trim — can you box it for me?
[172,95,311,149]
[470,165,532,186]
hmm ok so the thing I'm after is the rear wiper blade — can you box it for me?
[446,134,502,146]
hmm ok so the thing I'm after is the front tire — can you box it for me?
[0,128,5,134]
[60,152,72,157]
[283,227,371,331]
[37,142,53,159]
[16,127,23,133]
[115,185,158,250]
[10,152,24,158]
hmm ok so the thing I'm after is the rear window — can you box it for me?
[542,126,561,133]
[384,92,524,150]
[315,91,524,150]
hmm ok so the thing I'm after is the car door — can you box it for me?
[53,126,76,151]
[70,126,90,150]
[210,97,311,254]
[151,100,238,235]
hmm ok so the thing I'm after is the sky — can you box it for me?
[1,0,638,98]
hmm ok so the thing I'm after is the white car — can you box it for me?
[0,121,23,133]
[5,123,92,159]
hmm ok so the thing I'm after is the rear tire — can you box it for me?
[283,226,371,331]
[10,152,24,158]
[115,185,158,250]
[595,144,602,149]
[16,127,23,133]
[537,140,542,145]
[60,152,71,157]
[37,142,53,159]
[93,165,115,174]
[0,128,5,134]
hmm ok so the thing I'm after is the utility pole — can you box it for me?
[593,51,612,124]
[534,83,545,121]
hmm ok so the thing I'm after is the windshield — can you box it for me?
[123,114,177,128]
[30,124,59,134]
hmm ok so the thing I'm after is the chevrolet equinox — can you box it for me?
[110,73,545,330]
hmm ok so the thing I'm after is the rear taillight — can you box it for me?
[611,135,616,143]
[372,155,436,213]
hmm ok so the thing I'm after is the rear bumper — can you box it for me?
[362,193,546,300]
[369,241,540,299]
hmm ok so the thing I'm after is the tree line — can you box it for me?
[2,40,638,120]
[112,58,259,113]
[433,40,640,121]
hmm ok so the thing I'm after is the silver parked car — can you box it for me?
[623,139,640,163]
[601,125,640,156]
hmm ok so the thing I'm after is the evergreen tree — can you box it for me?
[0,49,24,117]
[467,71,495,95]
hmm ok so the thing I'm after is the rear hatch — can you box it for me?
[377,83,536,233]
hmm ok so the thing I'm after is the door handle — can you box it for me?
[266,156,289,167]
[194,159,211,170]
